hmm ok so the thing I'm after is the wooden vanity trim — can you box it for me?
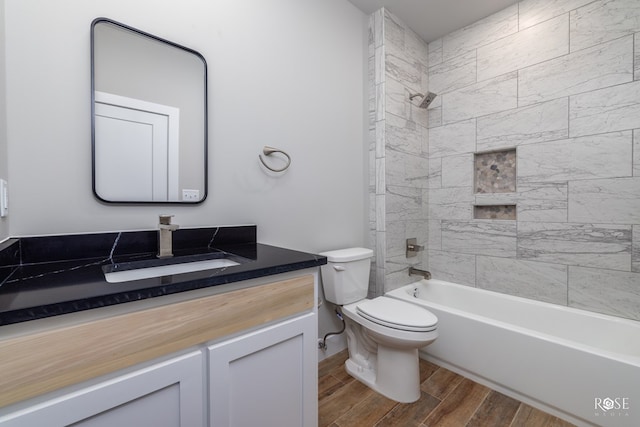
[0,274,314,408]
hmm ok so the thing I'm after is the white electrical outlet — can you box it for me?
[0,179,7,217]
[182,189,200,201]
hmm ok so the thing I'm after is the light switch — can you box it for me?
[0,179,7,217]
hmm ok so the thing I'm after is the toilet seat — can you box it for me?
[356,297,437,332]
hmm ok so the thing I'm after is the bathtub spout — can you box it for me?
[408,267,431,280]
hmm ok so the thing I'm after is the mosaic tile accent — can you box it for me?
[474,205,517,220]
[475,149,516,193]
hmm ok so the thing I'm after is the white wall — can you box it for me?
[4,0,368,257]
[0,0,9,241]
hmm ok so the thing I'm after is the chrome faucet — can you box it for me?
[409,267,431,280]
[157,215,179,258]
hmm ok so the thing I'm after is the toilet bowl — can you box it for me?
[319,248,438,403]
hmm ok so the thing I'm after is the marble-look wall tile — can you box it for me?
[375,157,385,194]
[477,256,568,304]
[385,77,408,119]
[569,266,640,320]
[385,113,422,154]
[386,185,425,222]
[386,253,427,291]
[442,154,474,188]
[428,107,442,129]
[518,222,632,270]
[375,120,385,158]
[634,129,640,176]
[383,10,405,53]
[477,15,569,81]
[369,191,376,225]
[569,80,640,138]
[570,0,640,52]
[375,193,385,232]
[427,38,443,67]
[427,157,442,188]
[421,121,429,155]
[374,45,385,85]
[428,187,474,220]
[375,82,385,122]
[517,131,633,183]
[568,177,640,224]
[633,225,640,272]
[442,220,517,258]
[442,72,518,124]
[517,182,568,223]
[476,98,569,152]
[428,220,442,251]
[427,250,476,286]
[404,26,429,69]
[409,101,429,129]
[518,36,633,106]
[368,150,375,189]
[384,10,429,68]
[385,50,422,94]
[429,118,476,158]
[373,8,384,49]
[386,220,428,258]
[442,5,518,62]
[385,148,428,188]
[633,32,640,80]
[368,13,375,57]
[428,51,476,95]
[519,0,593,29]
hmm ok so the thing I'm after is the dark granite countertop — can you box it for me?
[0,226,326,326]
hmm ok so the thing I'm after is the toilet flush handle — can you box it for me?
[333,265,346,271]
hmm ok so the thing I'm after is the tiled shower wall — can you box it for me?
[368,9,429,296]
[370,0,640,321]
[427,0,640,321]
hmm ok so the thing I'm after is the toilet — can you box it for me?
[319,247,438,403]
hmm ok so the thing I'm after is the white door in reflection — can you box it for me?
[94,92,180,202]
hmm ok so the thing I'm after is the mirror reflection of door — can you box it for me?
[94,92,179,202]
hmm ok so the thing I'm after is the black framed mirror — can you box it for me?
[91,18,207,203]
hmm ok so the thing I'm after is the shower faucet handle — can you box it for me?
[406,238,424,257]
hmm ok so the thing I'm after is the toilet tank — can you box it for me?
[319,248,373,305]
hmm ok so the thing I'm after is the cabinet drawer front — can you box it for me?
[0,274,315,408]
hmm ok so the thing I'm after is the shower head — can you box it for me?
[409,91,437,109]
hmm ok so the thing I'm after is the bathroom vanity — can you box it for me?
[0,225,324,426]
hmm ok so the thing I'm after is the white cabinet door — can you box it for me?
[0,351,204,427]
[208,313,318,427]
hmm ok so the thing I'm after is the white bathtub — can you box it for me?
[386,279,640,427]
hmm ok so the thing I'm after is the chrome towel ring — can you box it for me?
[259,146,291,172]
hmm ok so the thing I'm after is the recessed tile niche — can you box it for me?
[474,149,517,220]
[474,149,516,194]
[474,205,516,220]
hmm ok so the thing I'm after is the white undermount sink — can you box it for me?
[104,258,240,283]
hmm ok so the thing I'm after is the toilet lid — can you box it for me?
[356,297,437,332]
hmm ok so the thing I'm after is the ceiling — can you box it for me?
[347,0,520,43]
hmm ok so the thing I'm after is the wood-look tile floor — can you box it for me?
[319,350,575,427]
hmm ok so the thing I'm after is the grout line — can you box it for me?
[507,402,525,427]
